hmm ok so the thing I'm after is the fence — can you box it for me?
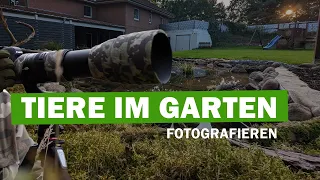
[247,21,319,33]
[160,20,209,31]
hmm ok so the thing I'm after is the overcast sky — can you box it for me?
[217,0,231,6]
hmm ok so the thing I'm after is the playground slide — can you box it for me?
[263,35,282,50]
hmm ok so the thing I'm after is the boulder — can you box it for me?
[38,86,46,92]
[216,63,232,68]
[193,68,207,78]
[263,71,279,79]
[258,77,273,88]
[311,107,320,117]
[263,67,276,74]
[249,71,264,84]
[245,83,259,90]
[261,79,280,90]
[288,103,313,121]
[230,64,247,73]
[207,63,214,69]
[271,62,281,68]
[71,88,83,92]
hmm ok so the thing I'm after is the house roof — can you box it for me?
[0,5,126,30]
[79,0,174,18]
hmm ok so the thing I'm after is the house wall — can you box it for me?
[0,12,75,49]
[96,3,126,26]
[27,0,97,19]
[166,29,212,52]
[125,4,168,34]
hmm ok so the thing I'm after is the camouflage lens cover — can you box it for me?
[88,29,172,84]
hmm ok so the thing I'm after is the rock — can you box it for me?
[216,84,238,91]
[207,63,214,68]
[195,59,207,66]
[217,70,230,76]
[71,88,83,92]
[43,83,66,92]
[258,77,273,88]
[261,79,280,90]
[207,85,216,91]
[245,83,259,90]
[38,86,46,92]
[171,66,183,76]
[271,62,281,68]
[249,71,264,83]
[263,71,279,79]
[311,66,320,71]
[193,68,207,78]
[299,63,316,68]
[311,107,320,117]
[288,94,294,103]
[288,103,313,121]
[216,63,232,68]
[230,64,247,73]
[263,67,276,74]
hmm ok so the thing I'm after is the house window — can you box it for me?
[149,13,152,24]
[134,8,140,21]
[84,5,92,18]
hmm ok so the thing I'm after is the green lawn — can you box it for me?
[173,47,315,64]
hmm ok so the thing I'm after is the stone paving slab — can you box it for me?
[275,67,320,108]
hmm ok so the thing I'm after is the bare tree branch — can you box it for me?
[12,21,35,46]
[0,8,35,47]
[0,8,18,45]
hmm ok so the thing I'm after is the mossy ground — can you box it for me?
[20,123,319,180]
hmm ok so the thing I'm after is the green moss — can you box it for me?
[57,126,315,180]
[249,119,320,155]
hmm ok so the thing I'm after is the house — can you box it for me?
[160,20,212,51]
[0,0,174,49]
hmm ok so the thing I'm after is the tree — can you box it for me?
[158,0,226,23]
[227,0,320,25]
[226,0,249,23]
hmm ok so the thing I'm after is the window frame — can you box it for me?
[84,5,92,18]
[149,12,152,24]
[134,8,140,21]
[160,17,164,24]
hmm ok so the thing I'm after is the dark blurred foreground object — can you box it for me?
[0,50,15,92]
[2,29,173,180]
[314,8,320,64]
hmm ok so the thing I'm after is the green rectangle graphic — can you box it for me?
[10,91,288,125]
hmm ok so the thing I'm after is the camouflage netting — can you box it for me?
[0,90,35,180]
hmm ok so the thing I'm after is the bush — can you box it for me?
[41,41,63,50]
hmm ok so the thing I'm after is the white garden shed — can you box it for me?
[160,20,212,51]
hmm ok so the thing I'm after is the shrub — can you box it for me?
[41,41,63,50]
